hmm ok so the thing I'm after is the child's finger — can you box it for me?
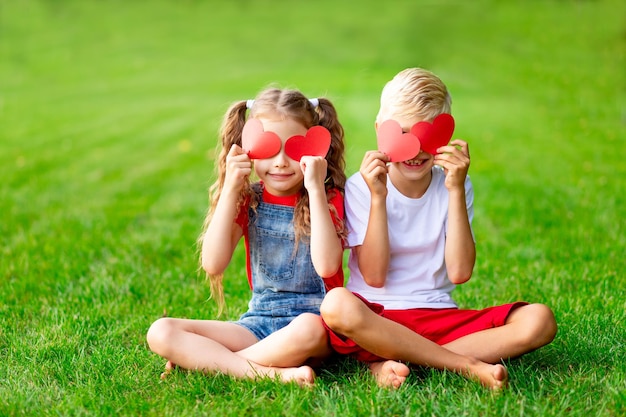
[438,140,470,158]
[449,139,469,152]
[435,145,469,166]
[228,143,246,156]
[435,152,461,165]
[362,150,389,167]
[362,158,387,177]
[369,165,388,179]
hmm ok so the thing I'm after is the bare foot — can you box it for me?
[369,360,410,389]
[278,365,316,387]
[160,360,176,380]
[466,361,508,390]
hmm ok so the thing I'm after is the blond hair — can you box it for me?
[376,68,452,123]
[199,87,347,313]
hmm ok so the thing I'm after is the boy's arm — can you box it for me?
[354,151,390,288]
[435,140,476,284]
[445,187,475,284]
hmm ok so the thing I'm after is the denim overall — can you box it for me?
[235,199,326,340]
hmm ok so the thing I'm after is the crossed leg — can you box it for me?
[320,288,509,390]
[146,313,331,386]
[442,303,557,362]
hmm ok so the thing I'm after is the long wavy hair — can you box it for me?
[199,87,347,313]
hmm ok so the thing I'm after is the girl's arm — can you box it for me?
[434,140,476,284]
[354,151,390,288]
[300,156,343,278]
[201,145,249,275]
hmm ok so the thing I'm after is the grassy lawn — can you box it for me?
[1,0,624,415]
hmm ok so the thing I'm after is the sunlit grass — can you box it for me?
[1,0,624,416]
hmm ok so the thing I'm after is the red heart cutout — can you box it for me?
[241,119,282,159]
[410,113,455,155]
[284,126,331,161]
[376,120,421,162]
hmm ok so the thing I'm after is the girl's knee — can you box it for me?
[146,317,176,353]
[289,313,327,346]
[291,313,323,334]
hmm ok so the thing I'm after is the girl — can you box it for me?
[147,88,347,386]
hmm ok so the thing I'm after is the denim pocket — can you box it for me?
[257,227,296,282]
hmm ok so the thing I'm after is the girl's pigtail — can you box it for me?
[199,100,249,316]
[316,99,346,193]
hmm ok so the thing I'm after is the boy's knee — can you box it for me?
[517,303,557,347]
[320,288,350,321]
[320,287,365,334]
[534,303,558,343]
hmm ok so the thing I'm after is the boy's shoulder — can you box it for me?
[347,171,363,182]
[346,171,366,188]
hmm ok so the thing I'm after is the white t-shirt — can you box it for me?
[344,166,474,309]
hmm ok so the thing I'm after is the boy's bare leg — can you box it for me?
[147,317,316,386]
[443,304,557,363]
[321,288,508,390]
[369,360,410,388]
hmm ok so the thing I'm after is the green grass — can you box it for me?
[1,0,625,416]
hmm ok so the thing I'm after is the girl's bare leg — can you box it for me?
[443,303,557,363]
[320,288,508,390]
[146,318,315,385]
[237,313,332,368]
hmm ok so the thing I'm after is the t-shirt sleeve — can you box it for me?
[464,175,475,241]
[465,175,474,225]
[344,175,371,248]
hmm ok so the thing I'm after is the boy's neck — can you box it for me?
[388,167,432,199]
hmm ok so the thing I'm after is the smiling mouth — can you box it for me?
[404,158,426,166]
[268,172,293,179]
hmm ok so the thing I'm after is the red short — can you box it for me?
[324,293,528,363]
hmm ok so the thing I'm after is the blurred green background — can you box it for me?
[1,0,625,416]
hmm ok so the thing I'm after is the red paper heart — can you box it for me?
[376,120,421,162]
[241,119,282,159]
[284,126,331,162]
[410,113,455,155]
